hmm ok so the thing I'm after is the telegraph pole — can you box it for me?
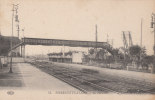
[112,39,113,47]
[141,18,143,47]
[21,28,24,57]
[151,13,155,73]
[22,28,25,38]
[107,34,109,43]
[15,5,20,38]
[95,24,98,60]
[17,25,20,38]
[154,14,155,56]
[140,18,143,68]
[95,24,98,49]
[151,13,155,55]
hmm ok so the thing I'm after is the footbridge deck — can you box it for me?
[21,37,111,48]
[10,37,114,55]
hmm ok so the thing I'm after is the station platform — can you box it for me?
[0,63,80,91]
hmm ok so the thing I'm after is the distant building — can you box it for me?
[47,51,84,63]
[72,52,83,63]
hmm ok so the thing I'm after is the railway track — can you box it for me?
[30,61,118,93]
[28,61,155,94]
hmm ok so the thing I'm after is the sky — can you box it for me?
[0,0,155,55]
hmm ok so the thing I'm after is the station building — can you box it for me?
[47,51,84,64]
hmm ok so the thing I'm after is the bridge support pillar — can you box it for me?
[23,45,25,58]
[21,45,22,57]
[21,45,25,58]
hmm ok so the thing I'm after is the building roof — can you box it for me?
[48,51,85,56]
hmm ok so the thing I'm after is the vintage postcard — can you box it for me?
[0,0,155,100]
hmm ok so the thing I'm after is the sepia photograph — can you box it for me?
[0,0,155,99]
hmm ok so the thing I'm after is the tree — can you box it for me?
[129,45,141,56]
[142,55,155,69]
[111,48,119,62]
[88,48,95,55]
[83,54,90,62]
[129,45,142,67]
[96,49,107,61]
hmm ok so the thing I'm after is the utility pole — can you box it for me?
[21,28,24,57]
[151,13,155,73]
[17,24,20,38]
[107,34,109,43]
[95,24,98,60]
[15,5,19,38]
[95,24,98,49]
[141,18,143,47]
[140,18,143,67]
[22,28,25,38]
[112,39,113,47]
[151,13,155,55]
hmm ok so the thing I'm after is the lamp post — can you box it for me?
[9,5,15,73]
[9,4,19,73]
